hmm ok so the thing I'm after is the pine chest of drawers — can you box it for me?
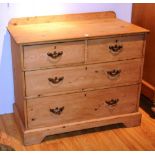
[8,11,148,145]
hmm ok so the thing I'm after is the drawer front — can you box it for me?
[27,84,140,129]
[24,41,85,70]
[87,35,144,63]
[25,59,142,97]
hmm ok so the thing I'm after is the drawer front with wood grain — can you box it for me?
[87,35,144,63]
[25,59,142,97]
[24,41,85,70]
[27,84,140,129]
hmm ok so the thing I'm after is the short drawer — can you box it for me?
[24,41,85,70]
[27,84,140,129]
[87,35,144,63]
[25,59,142,97]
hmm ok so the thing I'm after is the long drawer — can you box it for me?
[27,84,140,129]
[25,59,142,97]
[24,41,85,70]
[87,35,144,63]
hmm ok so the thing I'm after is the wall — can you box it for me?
[0,3,132,114]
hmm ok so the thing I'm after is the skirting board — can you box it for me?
[14,104,142,146]
[141,80,155,102]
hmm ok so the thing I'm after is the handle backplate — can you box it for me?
[106,69,121,80]
[50,106,64,115]
[109,40,123,55]
[48,76,64,84]
[47,51,63,59]
[105,98,119,106]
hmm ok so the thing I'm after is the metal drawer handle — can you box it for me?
[48,76,64,84]
[107,69,121,79]
[109,40,123,55]
[50,106,64,115]
[47,51,63,59]
[105,98,119,106]
[109,45,123,52]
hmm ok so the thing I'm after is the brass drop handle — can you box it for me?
[107,69,121,78]
[109,45,123,52]
[105,98,119,106]
[50,106,64,115]
[47,51,63,59]
[48,76,64,84]
[109,40,123,55]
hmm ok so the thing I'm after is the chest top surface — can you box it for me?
[8,11,149,44]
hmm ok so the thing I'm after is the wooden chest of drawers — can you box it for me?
[8,11,148,145]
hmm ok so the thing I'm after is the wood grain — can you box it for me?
[0,114,25,150]
[8,12,148,44]
[25,59,143,97]
[141,80,155,101]
[8,11,116,25]
[0,107,155,150]
[24,41,85,70]
[87,35,144,63]
[132,3,155,106]
[27,84,140,129]
[9,11,148,146]
[21,106,142,145]
[10,36,26,125]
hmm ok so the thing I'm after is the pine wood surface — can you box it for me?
[23,34,144,71]
[10,37,26,125]
[27,84,140,129]
[87,35,144,63]
[8,11,116,25]
[0,107,155,150]
[8,12,148,44]
[25,59,142,98]
[24,41,85,70]
[8,11,148,145]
